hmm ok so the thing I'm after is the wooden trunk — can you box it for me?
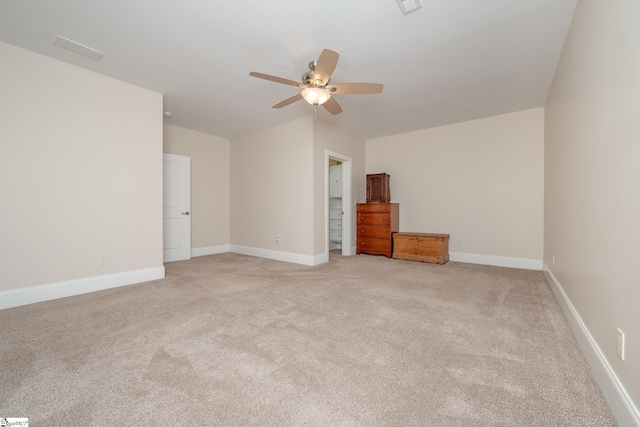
[393,232,450,264]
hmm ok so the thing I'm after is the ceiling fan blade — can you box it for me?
[312,49,339,86]
[326,83,384,94]
[273,93,303,108]
[249,72,301,87]
[322,97,343,115]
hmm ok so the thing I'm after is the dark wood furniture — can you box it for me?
[393,232,450,264]
[366,173,391,203]
[356,202,399,258]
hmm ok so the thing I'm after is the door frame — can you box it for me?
[325,150,353,257]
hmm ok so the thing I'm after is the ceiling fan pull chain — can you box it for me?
[314,104,318,130]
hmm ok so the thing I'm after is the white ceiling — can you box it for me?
[0,0,577,140]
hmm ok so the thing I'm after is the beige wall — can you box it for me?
[366,108,544,266]
[229,116,364,263]
[0,42,163,293]
[230,117,314,258]
[312,119,366,255]
[544,0,640,420]
[163,124,230,251]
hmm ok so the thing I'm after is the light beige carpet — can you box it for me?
[1,252,616,426]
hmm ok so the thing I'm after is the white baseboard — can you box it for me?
[449,251,542,270]
[230,245,324,266]
[196,247,541,270]
[192,244,231,257]
[0,266,166,311]
[543,263,640,426]
[314,252,329,265]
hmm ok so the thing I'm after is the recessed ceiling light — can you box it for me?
[53,35,103,61]
[396,0,422,15]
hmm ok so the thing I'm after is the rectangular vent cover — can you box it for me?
[396,0,422,15]
[53,35,103,61]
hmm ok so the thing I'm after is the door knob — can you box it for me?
[182,211,190,215]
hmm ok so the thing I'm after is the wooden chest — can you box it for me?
[393,233,450,264]
[356,202,399,258]
[366,173,391,203]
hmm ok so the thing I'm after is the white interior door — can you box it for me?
[163,153,191,262]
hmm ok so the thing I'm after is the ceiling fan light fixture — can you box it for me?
[301,87,331,106]
[250,48,383,115]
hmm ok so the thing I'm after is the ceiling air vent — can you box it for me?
[53,35,103,61]
[396,0,422,15]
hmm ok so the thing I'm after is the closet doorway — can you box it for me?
[326,150,352,257]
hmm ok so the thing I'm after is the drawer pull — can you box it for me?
[361,216,365,220]
[382,217,387,221]
[382,230,387,234]
[382,206,387,210]
[382,243,387,247]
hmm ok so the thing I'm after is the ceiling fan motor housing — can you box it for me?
[303,60,330,86]
[302,71,313,85]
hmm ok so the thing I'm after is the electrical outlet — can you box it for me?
[552,255,556,266]
[99,255,108,265]
[275,237,281,245]
[617,328,625,361]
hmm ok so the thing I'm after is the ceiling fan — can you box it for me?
[249,49,383,115]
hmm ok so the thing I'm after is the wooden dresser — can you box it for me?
[356,202,399,258]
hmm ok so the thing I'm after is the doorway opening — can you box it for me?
[326,150,353,258]
[328,158,343,252]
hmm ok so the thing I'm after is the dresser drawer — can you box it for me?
[357,203,393,213]
[330,230,342,241]
[330,220,342,230]
[357,212,393,225]
[358,237,392,253]
[358,225,392,238]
